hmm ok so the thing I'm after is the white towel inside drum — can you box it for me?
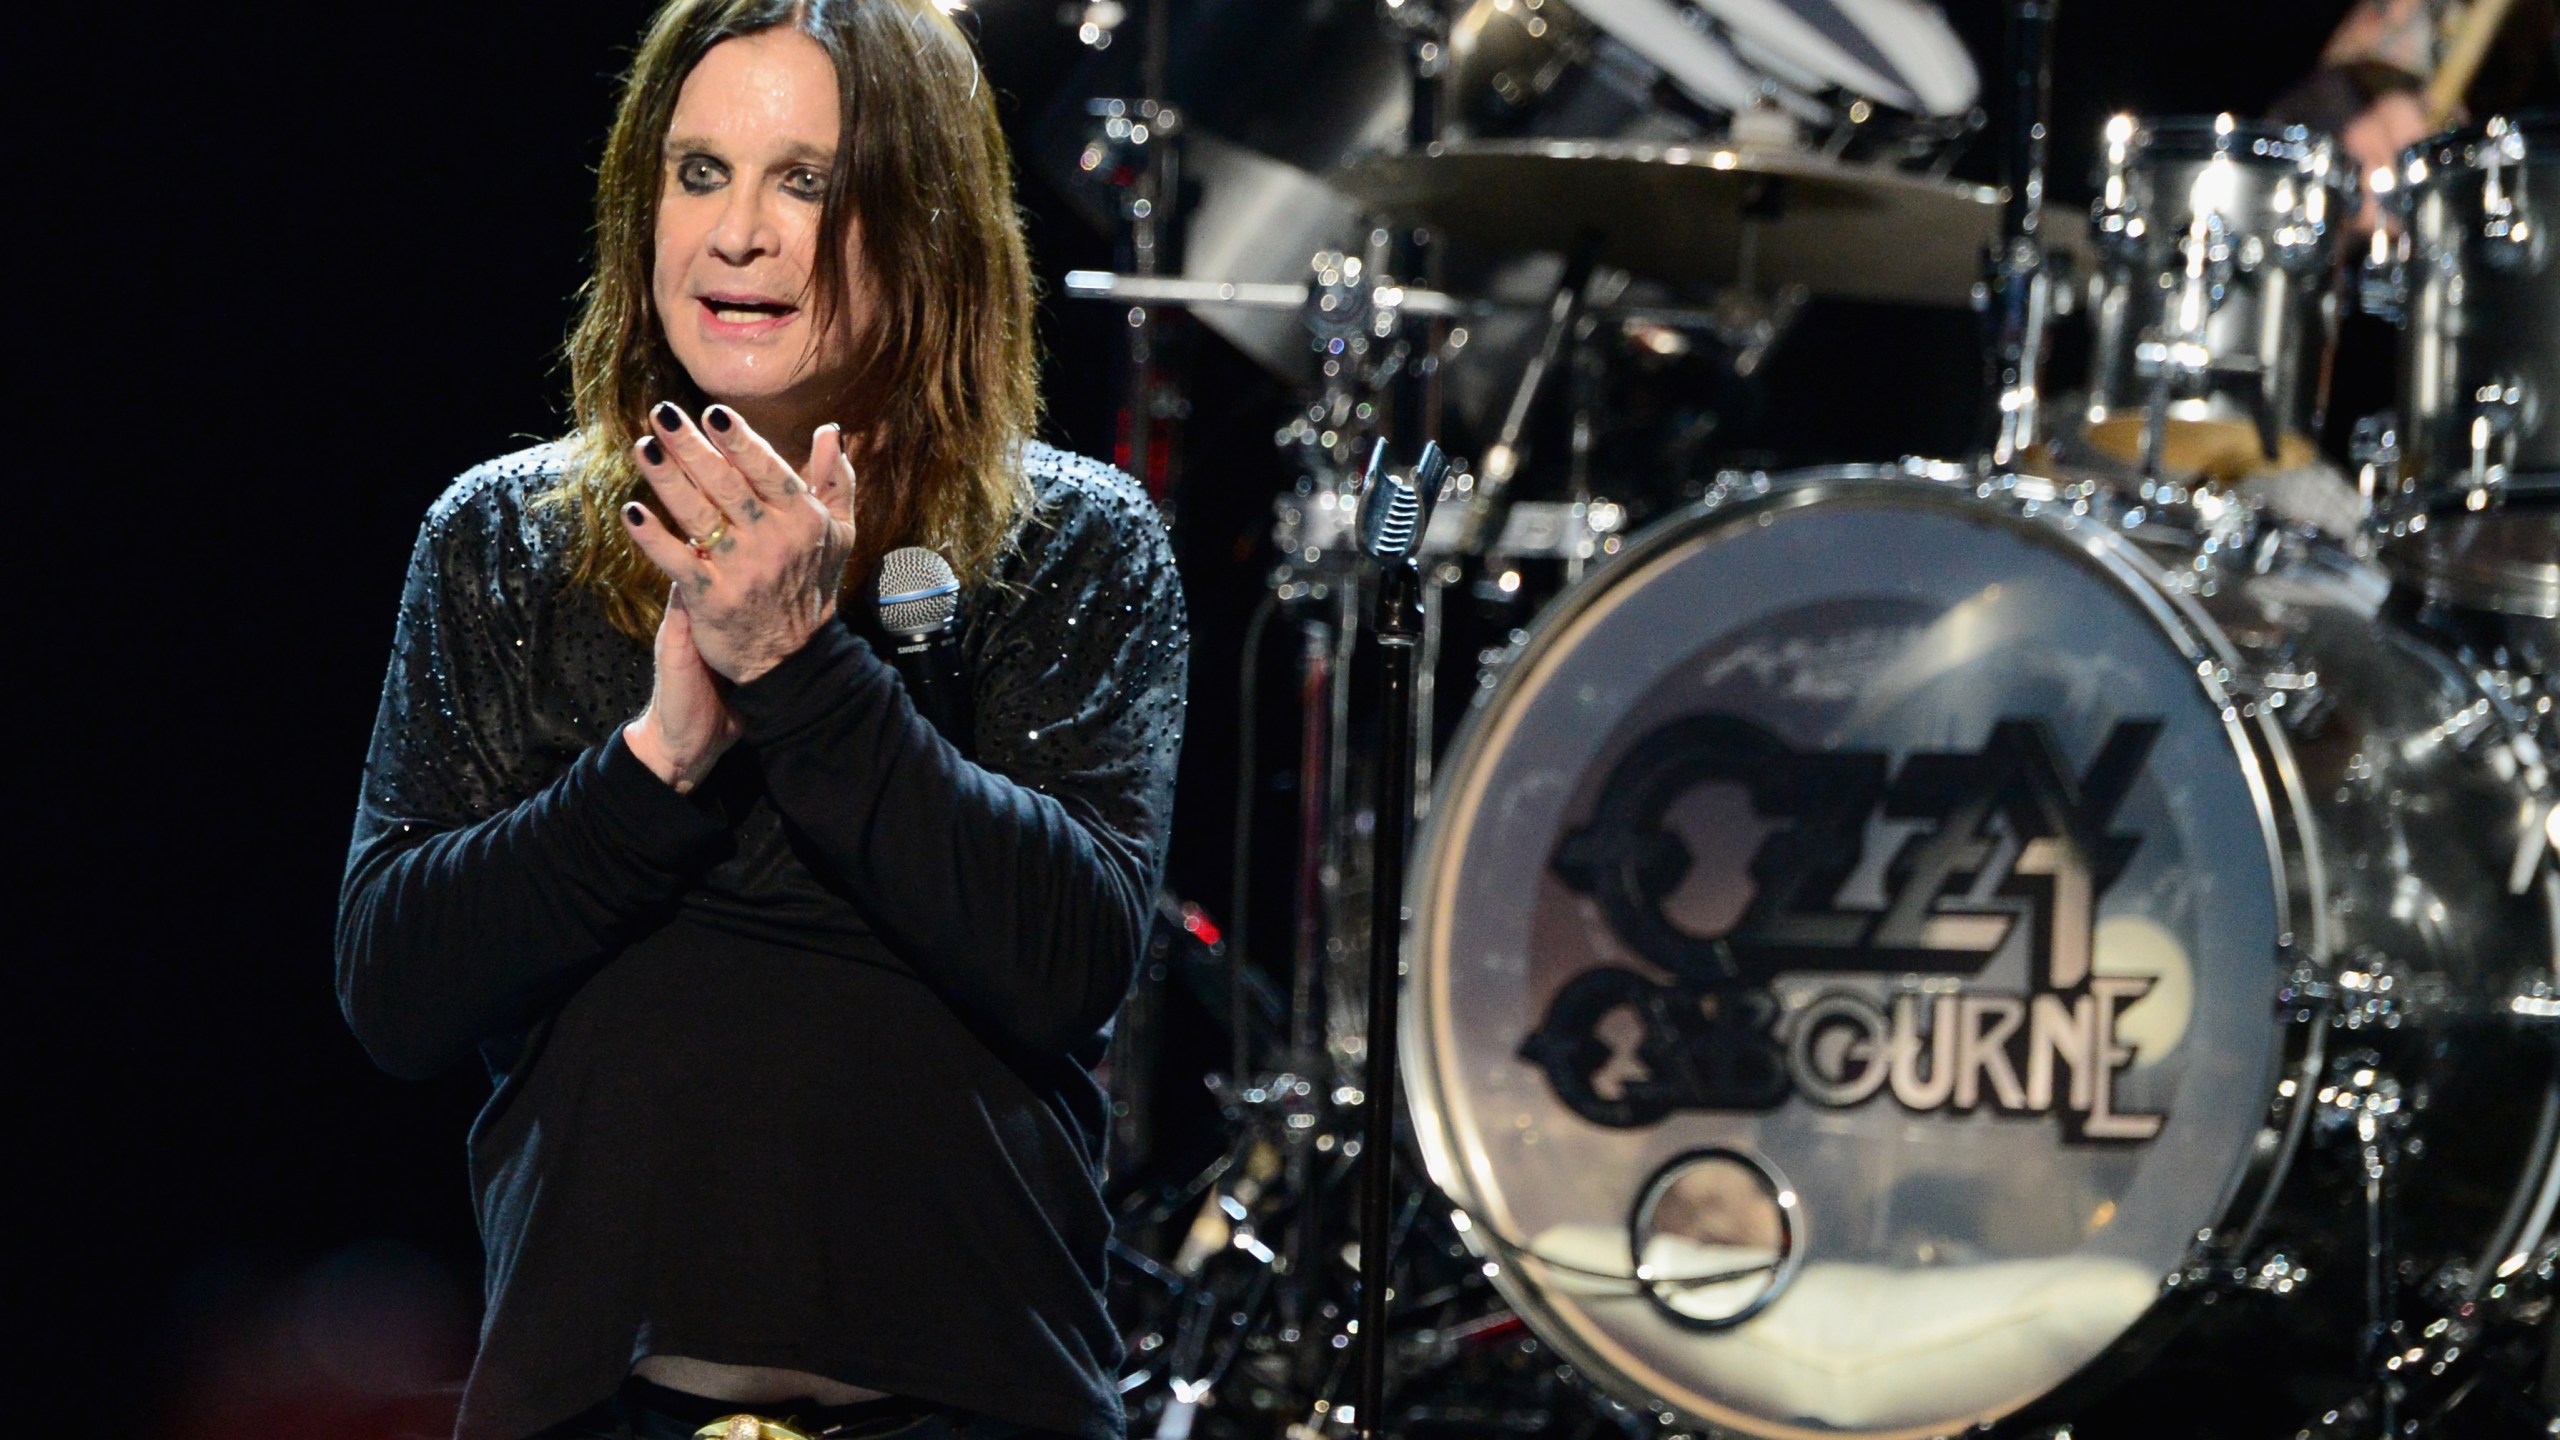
[1525,1224,2160,1430]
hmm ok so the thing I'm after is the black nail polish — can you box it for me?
[622,502,647,526]
[652,401,681,430]
[639,435,666,465]
[705,405,733,433]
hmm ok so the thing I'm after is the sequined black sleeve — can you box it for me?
[336,477,729,1079]
[727,464,1188,1059]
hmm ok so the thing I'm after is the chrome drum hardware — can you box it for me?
[1078,6,2560,1433]
[2083,115,2355,485]
[1401,467,2560,1439]
[2368,113,2560,621]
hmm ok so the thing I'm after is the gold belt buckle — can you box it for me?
[693,1418,815,1440]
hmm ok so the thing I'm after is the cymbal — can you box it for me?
[1059,269,1738,331]
[1334,139,2082,306]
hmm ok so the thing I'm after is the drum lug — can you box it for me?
[2162,1246,2242,1297]
[2284,950,2429,1032]
[2312,1049,2408,1144]
[2092,114,2146,262]
[2467,667,2552,776]
[2130,336,2211,482]
[2512,975,2560,1027]
[2241,1248,2314,1295]
[2417,1258,2485,1315]
[2459,380,2532,509]
[2356,225,2408,323]
[2333,954,2418,1031]
[2473,116,2539,272]
[2277,949,2330,1025]
[2247,653,2333,736]
[2350,412,2404,522]
[2270,131,2345,275]
[2205,627,2333,732]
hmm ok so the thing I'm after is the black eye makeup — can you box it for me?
[673,153,727,196]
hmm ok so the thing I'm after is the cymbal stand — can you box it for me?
[1072,0,1187,512]
[2309,1049,2412,1436]
[1465,234,1607,557]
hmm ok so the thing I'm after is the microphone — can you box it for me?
[875,546,975,758]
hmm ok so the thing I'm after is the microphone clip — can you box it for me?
[1352,437,1450,566]
[1351,437,1449,646]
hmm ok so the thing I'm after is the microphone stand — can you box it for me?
[1352,438,1447,1440]
[1983,0,2058,473]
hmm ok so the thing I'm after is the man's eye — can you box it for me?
[675,156,725,195]
[783,167,829,200]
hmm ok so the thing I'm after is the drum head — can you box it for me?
[1405,473,2301,1439]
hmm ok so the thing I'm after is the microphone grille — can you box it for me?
[1360,476,1423,560]
[876,546,961,635]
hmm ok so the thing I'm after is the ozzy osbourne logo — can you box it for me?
[1518,715,2169,1142]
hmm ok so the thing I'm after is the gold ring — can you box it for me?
[688,519,731,556]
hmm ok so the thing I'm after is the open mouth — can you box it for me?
[700,296,798,324]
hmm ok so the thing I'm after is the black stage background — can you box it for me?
[26,3,2349,1433]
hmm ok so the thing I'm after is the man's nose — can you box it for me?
[706,186,776,265]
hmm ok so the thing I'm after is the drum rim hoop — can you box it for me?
[2398,110,2560,178]
[2124,114,2346,168]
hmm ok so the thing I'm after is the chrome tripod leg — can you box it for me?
[2319,1051,2410,1433]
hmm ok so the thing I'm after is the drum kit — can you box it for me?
[1072,2,2560,1436]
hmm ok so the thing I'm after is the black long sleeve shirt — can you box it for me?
[336,440,1186,1440]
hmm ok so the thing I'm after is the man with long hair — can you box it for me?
[335,4,1186,1437]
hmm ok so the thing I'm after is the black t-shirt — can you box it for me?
[336,440,1187,1440]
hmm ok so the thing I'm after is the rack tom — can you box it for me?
[2084,115,2353,484]
[2370,113,2560,620]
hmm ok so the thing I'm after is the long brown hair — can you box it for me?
[553,0,1039,641]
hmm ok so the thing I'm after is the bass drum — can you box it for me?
[1401,465,2560,1437]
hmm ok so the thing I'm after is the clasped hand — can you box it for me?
[621,402,858,791]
